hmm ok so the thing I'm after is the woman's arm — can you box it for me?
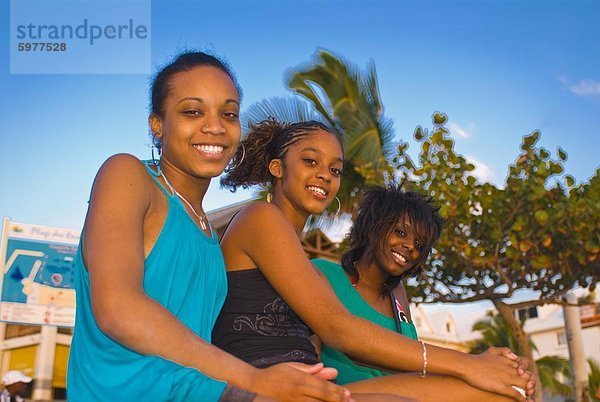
[227,203,529,400]
[84,155,349,402]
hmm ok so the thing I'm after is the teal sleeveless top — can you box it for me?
[312,258,418,385]
[67,161,228,401]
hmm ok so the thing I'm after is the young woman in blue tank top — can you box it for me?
[214,120,537,402]
[66,52,352,402]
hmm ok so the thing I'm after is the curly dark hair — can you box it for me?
[149,51,242,151]
[221,118,341,191]
[341,185,443,295]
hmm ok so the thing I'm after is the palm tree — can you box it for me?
[537,358,600,402]
[535,355,572,397]
[469,312,576,398]
[469,311,532,355]
[241,49,396,213]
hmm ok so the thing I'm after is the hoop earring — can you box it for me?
[228,142,246,170]
[266,193,273,203]
[333,196,341,217]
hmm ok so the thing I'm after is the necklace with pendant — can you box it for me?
[159,167,209,231]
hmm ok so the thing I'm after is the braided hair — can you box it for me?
[221,118,341,191]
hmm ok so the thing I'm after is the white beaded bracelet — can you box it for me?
[419,340,427,378]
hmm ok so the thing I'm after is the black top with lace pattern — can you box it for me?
[212,268,319,368]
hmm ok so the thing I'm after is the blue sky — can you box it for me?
[1,0,599,239]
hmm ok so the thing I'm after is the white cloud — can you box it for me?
[568,80,600,96]
[466,155,497,184]
[558,76,600,97]
[448,122,473,139]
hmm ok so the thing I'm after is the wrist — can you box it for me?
[458,353,481,382]
[230,364,261,395]
[430,346,475,380]
[250,367,265,395]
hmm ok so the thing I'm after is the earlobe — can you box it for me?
[149,114,162,140]
[269,159,283,178]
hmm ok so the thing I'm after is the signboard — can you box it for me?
[0,218,78,327]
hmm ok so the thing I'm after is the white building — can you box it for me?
[413,301,599,364]
[523,302,600,364]
[411,297,600,402]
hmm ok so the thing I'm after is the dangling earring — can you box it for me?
[152,132,161,166]
[151,146,161,166]
[228,142,246,170]
[266,192,273,203]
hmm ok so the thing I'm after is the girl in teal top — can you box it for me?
[66,51,349,402]
[313,258,418,385]
[311,187,439,385]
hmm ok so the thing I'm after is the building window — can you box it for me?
[4,324,41,339]
[517,306,538,321]
[446,322,451,332]
[57,327,73,335]
[557,331,567,346]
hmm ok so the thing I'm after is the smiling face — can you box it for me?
[150,65,241,179]
[271,129,344,216]
[373,214,424,278]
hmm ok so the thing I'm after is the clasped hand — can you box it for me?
[465,347,537,402]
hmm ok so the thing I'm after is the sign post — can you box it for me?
[0,217,78,328]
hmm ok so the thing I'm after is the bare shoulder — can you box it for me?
[239,201,284,218]
[223,201,300,259]
[92,154,151,194]
[233,201,289,230]
[96,153,148,181]
[82,155,153,267]
[86,154,154,221]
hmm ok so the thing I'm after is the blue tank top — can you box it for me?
[67,161,228,401]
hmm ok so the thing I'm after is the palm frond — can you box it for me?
[469,311,536,355]
[286,64,337,128]
[241,96,327,133]
[536,355,572,396]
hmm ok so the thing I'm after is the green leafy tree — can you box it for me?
[395,112,600,401]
